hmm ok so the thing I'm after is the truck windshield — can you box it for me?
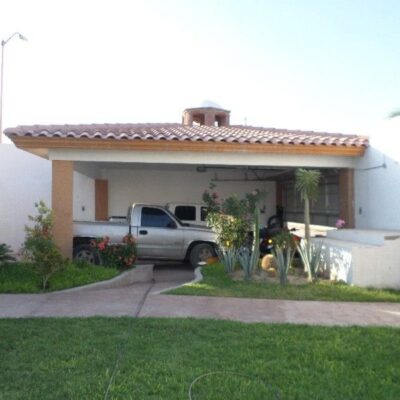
[164,208,185,226]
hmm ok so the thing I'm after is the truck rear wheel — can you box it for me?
[73,244,100,265]
[189,243,215,268]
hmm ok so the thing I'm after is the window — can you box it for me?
[141,207,175,228]
[200,207,209,222]
[175,206,196,221]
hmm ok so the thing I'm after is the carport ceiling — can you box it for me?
[85,161,300,181]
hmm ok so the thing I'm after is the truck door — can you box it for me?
[137,206,184,259]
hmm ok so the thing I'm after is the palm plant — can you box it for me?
[295,168,321,245]
[295,168,321,280]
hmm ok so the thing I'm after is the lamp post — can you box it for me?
[0,32,27,143]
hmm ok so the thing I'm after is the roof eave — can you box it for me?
[10,136,367,157]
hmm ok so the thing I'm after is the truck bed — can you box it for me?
[73,220,129,242]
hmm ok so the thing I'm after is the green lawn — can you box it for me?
[169,263,400,302]
[0,318,399,399]
[0,262,119,293]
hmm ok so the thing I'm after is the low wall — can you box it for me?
[317,229,400,289]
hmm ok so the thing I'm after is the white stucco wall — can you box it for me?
[0,144,51,252]
[318,230,400,289]
[73,171,95,221]
[0,148,96,251]
[355,121,400,230]
[101,165,276,223]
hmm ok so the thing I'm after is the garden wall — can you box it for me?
[317,229,400,289]
[0,144,51,253]
[0,145,96,253]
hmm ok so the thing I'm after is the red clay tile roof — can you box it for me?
[5,123,369,148]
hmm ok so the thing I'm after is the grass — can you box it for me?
[0,317,399,399]
[168,263,400,302]
[0,262,119,293]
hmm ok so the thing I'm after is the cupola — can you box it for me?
[182,100,230,127]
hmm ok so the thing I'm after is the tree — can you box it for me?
[389,110,400,118]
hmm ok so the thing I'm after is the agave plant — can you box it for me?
[216,247,239,276]
[272,245,295,285]
[296,240,323,282]
[0,243,16,264]
[238,246,260,280]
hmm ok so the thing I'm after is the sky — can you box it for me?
[1,0,400,141]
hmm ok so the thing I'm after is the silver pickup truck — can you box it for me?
[73,203,217,267]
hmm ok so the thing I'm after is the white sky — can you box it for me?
[1,0,400,143]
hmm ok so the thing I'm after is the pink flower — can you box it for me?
[336,219,346,229]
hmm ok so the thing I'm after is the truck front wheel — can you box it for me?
[189,243,215,268]
[73,244,100,265]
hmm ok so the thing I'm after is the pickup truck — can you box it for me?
[166,203,208,226]
[73,203,217,267]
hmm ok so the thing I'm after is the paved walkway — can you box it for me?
[1,264,400,327]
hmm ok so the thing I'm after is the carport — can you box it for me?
[5,105,368,257]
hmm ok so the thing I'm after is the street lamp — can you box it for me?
[0,32,27,143]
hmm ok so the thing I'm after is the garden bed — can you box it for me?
[0,262,119,293]
[168,263,400,302]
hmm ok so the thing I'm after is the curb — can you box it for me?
[152,266,203,295]
[51,264,154,294]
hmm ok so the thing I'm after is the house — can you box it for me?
[3,104,368,260]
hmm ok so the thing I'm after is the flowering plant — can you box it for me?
[335,219,346,229]
[22,201,66,290]
[90,234,137,269]
[202,184,264,249]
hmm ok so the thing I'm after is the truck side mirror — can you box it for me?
[167,221,177,229]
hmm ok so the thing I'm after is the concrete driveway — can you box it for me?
[1,262,400,327]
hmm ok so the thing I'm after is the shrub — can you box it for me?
[0,243,15,264]
[22,201,65,290]
[91,234,137,269]
[203,185,263,250]
[272,231,297,249]
[206,212,249,249]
